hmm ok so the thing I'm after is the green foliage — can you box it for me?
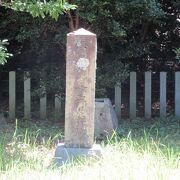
[12,120,63,148]
[118,116,180,151]
[1,0,178,63]
[174,48,180,61]
[0,120,63,171]
[77,0,166,38]
[1,1,177,63]
[0,0,179,97]
[31,65,65,98]
[0,118,179,178]
[3,0,77,20]
[96,61,129,97]
[0,39,12,65]
[76,0,178,68]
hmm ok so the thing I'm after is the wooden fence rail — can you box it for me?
[6,71,180,121]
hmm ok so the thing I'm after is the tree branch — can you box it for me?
[67,11,75,32]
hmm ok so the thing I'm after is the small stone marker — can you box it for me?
[55,28,102,165]
[95,98,118,137]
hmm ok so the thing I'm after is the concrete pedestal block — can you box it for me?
[95,98,118,137]
[54,143,102,166]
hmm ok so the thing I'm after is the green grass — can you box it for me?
[0,117,179,180]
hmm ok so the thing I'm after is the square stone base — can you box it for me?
[54,143,102,166]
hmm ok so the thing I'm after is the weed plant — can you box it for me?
[0,117,179,179]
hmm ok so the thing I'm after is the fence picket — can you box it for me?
[115,85,121,122]
[175,72,180,117]
[40,91,47,119]
[4,70,180,120]
[55,94,62,121]
[130,72,136,119]
[9,71,16,120]
[160,72,167,118]
[145,72,151,119]
[24,72,31,119]
[40,72,47,119]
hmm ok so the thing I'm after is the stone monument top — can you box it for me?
[68,28,96,36]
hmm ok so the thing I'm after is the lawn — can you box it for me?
[0,117,179,180]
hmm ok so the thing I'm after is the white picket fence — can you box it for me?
[6,71,180,120]
[115,71,180,120]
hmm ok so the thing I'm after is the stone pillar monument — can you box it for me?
[55,28,102,165]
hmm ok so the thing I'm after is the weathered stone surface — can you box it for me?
[65,28,97,148]
[95,98,118,137]
[55,28,102,166]
[54,143,102,166]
